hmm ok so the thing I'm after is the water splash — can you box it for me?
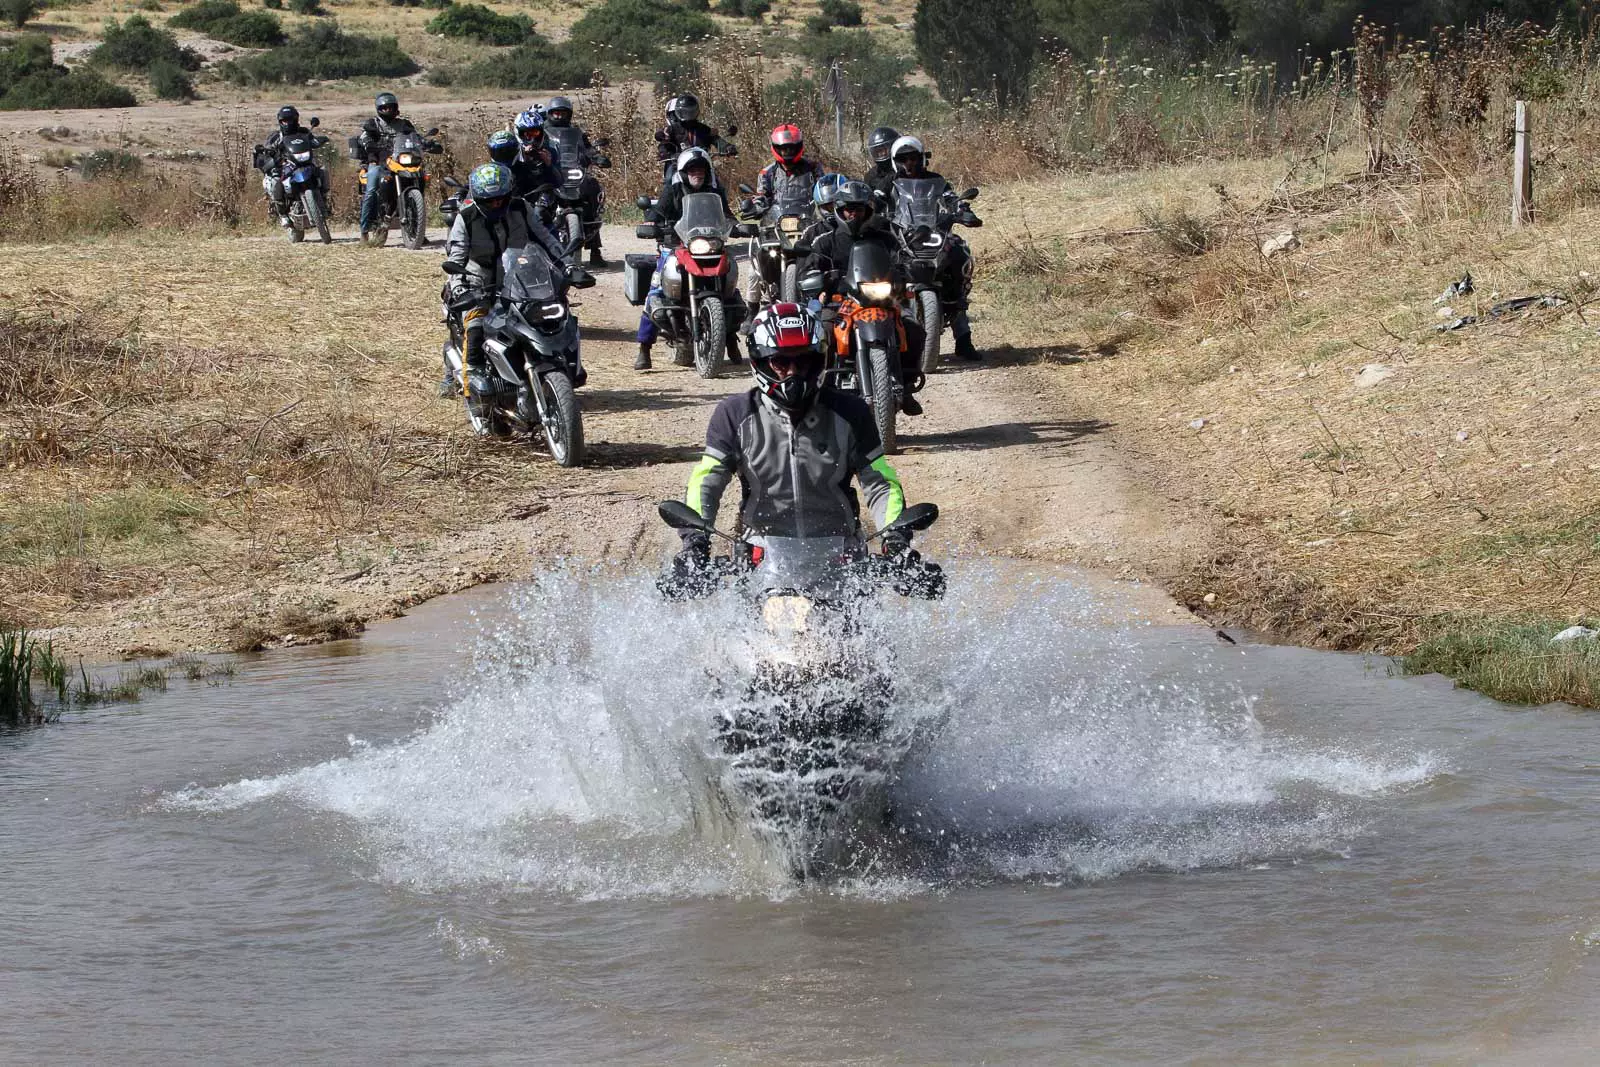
[162,563,1440,896]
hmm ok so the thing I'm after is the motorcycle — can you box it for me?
[738,182,816,306]
[439,241,595,467]
[656,498,944,879]
[254,118,332,245]
[438,175,465,231]
[351,127,442,249]
[801,243,916,454]
[545,126,610,252]
[888,178,981,375]
[632,191,754,378]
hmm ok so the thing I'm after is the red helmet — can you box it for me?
[749,302,823,413]
[770,124,804,166]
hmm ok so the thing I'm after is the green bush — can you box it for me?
[0,35,139,108]
[817,0,860,25]
[439,38,594,89]
[288,0,324,14]
[91,14,202,71]
[568,0,716,68]
[1,0,39,30]
[79,147,144,178]
[148,57,195,98]
[263,0,281,8]
[220,21,419,83]
[168,0,286,47]
[425,2,532,45]
[716,0,770,16]
[914,0,1034,108]
[390,0,453,7]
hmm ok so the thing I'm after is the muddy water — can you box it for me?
[4,563,1598,1064]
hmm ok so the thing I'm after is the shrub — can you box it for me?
[568,0,716,68]
[79,148,144,178]
[1,0,39,30]
[425,3,533,45]
[817,0,860,26]
[0,35,139,109]
[168,0,286,48]
[264,0,281,8]
[390,0,453,7]
[288,0,324,14]
[220,21,419,83]
[913,0,1034,108]
[148,57,196,99]
[440,38,595,89]
[716,0,770,16]
[91,14,202,72]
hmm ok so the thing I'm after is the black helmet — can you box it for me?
[671,93,699,124]
[486,130,519,165]
[546,96,573,126]
[277,105,299,130]
[833,180,874,236]
[867,126,900,164]
[375,92,399,120]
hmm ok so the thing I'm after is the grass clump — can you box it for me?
[436,35,594,89]
[0,34,138,109]
[168,0,286,47]
[1402,619,1600,708]
[425,2,533,45]
[91,14,202,73]
[1,628,65,725]
[221,21,418,83]
[568,0,716,68]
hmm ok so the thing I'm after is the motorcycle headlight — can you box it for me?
[779,216,802,233]
[538,302,567,322]
[292,150,312,163]
[922,232,944,247]
[859,280,893,301]
[398,153,417,166]
[763,595,813,636]
[566,168,584,181]
[688,237,722,256]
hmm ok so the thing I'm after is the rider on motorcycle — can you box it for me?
[802,180,927,416]
[258,104,315,228]
[801,172,848,246]
[444,162,587,399]
[669,301,938,593]
[863,126,901,197]
[487,129,555,203]
[357,92,419,240]
[885,135,982,362]
[635,147,738,371]
[544,96,611,267]
[656,93,737,174]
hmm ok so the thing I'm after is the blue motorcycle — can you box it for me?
[276,121,331,244]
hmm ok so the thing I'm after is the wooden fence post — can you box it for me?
[1512,100,1532,228]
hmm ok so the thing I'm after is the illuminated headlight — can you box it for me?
[763,595,813,636]
[779,216,802,233]
[398,154,417,165]
[922,233,944,247]
[859,280,892,301]
[688,237,722,256]
[567,168,584,181]
[537,302,567,322]
[292,150,312,163]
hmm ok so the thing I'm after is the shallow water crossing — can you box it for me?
[5,563,1599,1063]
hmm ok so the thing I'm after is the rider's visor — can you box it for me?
[377,105,398,119]
[518,128,543,144]
[479,195,509,212]
[775,143,801,161]
[549,110,571,124]
[766,353,812,375]
[837,203,867,220]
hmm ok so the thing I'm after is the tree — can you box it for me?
[1035,0,1231,60]
[0,0,39,31]
[913,0,1036,108]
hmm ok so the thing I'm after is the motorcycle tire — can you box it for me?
[536,370,585,467]
[305,190,331,245]
[694,298,727,379]
[780,261,800,305]
[402,188,427,250]
[916,289,943,375]
[865,343,898,455]
[563,212,584,254]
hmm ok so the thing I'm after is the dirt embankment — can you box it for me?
[2,216,1206,660]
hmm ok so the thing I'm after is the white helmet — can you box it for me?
[890,134,927,172]
[675,147,714,189]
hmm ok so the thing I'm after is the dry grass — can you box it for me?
[0,233,558,629]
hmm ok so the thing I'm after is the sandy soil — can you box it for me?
[31,220,1208,659]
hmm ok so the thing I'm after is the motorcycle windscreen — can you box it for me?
[847,241,895,288]
[892,177,945,229]
[752,536,861,599]
[545,127,585,174]
[499,246,560,302]
[767,188,816,225]
[675,192,731,245]
[390,132,425,164]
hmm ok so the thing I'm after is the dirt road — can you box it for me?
[31,222,1206,657]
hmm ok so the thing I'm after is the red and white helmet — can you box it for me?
[770,124,804,166]
[749,302,824,413]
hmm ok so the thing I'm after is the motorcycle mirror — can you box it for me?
[426,127,440,137]
[872,503,940,539]
[727,123,739,136]
[309,116,319,128]
[737,182,754,194]
[442,176,462,189]
[798,270,825,295]
[440,261,466,276]
[636,223,659,240]
[658,500,713,533]
[961,187,979,201]
[790,243,813,256]
[635,195,652,210]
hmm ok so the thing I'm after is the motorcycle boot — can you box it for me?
[588,243,606,268]
[462,318,495,400]
[954,332,981,362]
[634,343,653,370]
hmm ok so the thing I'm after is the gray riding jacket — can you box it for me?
[445,200,567,297]
[686,387,905,540]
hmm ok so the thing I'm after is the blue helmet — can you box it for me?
[513,107,546,151]
[486,130,519,165]
[469,162,515,219]
[813,173,847,213]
